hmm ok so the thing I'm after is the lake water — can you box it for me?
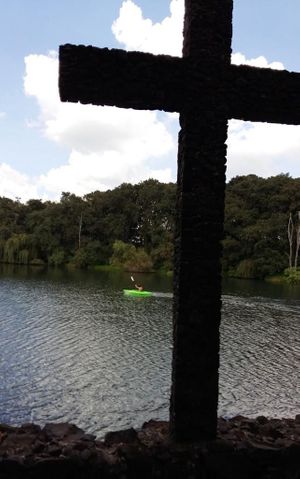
[0,265,299,438]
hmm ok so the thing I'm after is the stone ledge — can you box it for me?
[0,416,299,478]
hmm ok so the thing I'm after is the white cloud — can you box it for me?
[38,149,172,197]
[24,51,59,119]
[0,112,6,119]
[232,52,284,70]
[0,163,40,201]
[227,50,299,180]
[112,0,184,56]
[2,0,298,202]
[227,121,300,179]
[22,49,175,200]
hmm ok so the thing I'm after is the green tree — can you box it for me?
[3,233,33,264]
[134,179,175,270]
[223,174,300,278]
[110,240,153,272]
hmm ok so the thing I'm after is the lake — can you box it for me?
[0,265,299,438]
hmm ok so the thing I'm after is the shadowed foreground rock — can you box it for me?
[0,417,299,478]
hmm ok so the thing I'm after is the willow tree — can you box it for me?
[3,234,32,264]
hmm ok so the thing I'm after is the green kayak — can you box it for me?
[123,289,152,297]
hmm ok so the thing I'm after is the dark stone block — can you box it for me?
[104,427,139,446]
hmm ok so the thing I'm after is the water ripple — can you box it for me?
[0,277,299,437]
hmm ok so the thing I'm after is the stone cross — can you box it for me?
[59,0,300,442]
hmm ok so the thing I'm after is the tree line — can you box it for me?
[223,174,300,280]
[0,179,175,272]
[0,175,300,279]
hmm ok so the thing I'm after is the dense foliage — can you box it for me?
[0,174,299,278]
[0,179,175,272]
[223,174,300,278]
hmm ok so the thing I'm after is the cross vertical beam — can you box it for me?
[170,0,233,441]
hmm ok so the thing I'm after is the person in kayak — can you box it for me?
[131,275,143,291]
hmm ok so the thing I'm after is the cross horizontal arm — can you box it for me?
[59,44,184,112]
[59,45,300,126]
[227,64,300,125]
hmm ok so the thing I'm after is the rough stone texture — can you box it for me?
[170,0,233,442]
[59,46,184,112]
[59,50,300,125]
[227,65,300,124]
[0,418,299,478]
[58,0,300,443]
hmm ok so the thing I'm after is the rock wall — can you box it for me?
[0,416,299,478]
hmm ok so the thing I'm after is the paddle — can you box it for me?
[131,275,142,291]
[128,275,146,293]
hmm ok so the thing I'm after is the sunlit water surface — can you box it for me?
[0,267,299,437]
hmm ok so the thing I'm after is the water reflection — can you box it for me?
[219,294,299,419]
[0,266,299,437]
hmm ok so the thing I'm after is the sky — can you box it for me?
[0,0,300,202]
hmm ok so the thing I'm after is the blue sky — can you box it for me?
[0,0,300,201]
